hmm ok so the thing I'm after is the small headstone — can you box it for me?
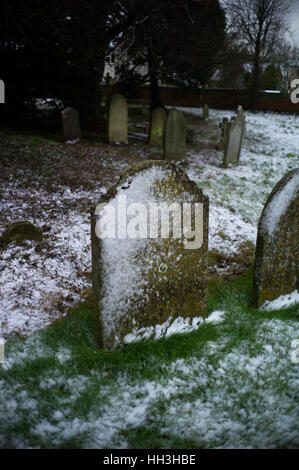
[164,108,187,161]
[222,109,245,167]
[91,160,209,349]
[202,104,209,120]
[0,221,43,245]
[149,107,166,147]
[252,168,299,308]
[219,117,229,150]
[141,106,150,117]
[108,94,128,144]
[61,107,81,142]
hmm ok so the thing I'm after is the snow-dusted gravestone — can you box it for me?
[108,94,128,144]
[61,107,81,141]
[148,107,166,147]
[164,109,186,161]
[223,109,245,167]
[252,168,299,308]
[202,104,209,120]
[91,160,209,349]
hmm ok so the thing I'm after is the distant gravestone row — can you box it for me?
[61,97,188,161]
[91,160,209,349]
[252,168,299,308]
[222,107,245,167]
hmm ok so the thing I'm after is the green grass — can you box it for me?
[0,267,298,449]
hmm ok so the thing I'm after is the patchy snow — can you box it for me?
[205,310,225,324]
[123,309,225,345]
[261,290,299,311]
[0,314,298,448]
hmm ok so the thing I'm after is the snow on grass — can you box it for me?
[261,290,299,312]
[0,299,298,448]
[124,309,225,345]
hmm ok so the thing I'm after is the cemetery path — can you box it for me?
[0,108,298,338]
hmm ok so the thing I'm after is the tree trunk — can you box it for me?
[251,41,261,110]
[148,50,162,110]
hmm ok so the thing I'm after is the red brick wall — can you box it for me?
[104,86,299,114]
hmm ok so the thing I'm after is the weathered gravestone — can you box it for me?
[91,160,209,349]
[61,107,81,141]
[108,94,128,144]
[202,104,209,120]
[149,107,166,147]
[222,109,245,167]
[219,117,229,150]
[164,109,187,161]
[252,168,299,308]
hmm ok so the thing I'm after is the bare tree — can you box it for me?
[223,0,292,107]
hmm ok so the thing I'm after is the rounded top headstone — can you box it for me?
[91,160,209,349]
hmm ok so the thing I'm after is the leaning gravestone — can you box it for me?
[202,104,209,120]
[252,168,299,308]
[148,107,166,147]
[108,94,128,144]
[61,107,81,141]
[222,109,245,167]
[164,109,187,161]
[91,160,209,349]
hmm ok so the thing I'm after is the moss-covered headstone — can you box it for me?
[164,108,186,161]
[202,104,209,120]
[108,94,128,144]
[148,107,166,147]
[219,117,229,150]
[0,221,43,245]
[91,160,209,349]
[61,107,81,141]
[252,168,299,308]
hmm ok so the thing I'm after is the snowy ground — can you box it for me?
[0,297,298,448]
[0,109,298,449]
[0,109,298,338]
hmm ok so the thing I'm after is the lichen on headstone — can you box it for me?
[91,160,209,349]
[252,168,299,308]
[202,104,209,120]
[149,107,166,147]
[108,94,128,144]
[164,108,187,161]
[0,221,43,245]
